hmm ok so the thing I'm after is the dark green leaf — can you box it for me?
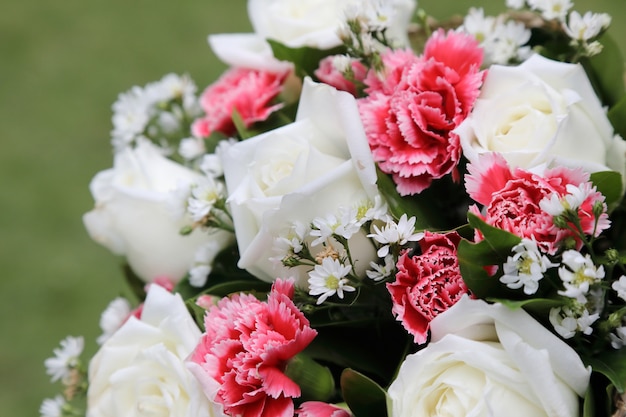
[457,214,521,299]
[267,39,346,79]
[376,168,443,230]
[584,350,626,393]
[583,383,595,417]
[590,171,624,210]
[341,369,388,417]
[122,263,147,301]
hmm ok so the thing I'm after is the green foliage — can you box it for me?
[267,39,346,79]
[608,96,626,143]
[457,213,521,299]
[590,171,623,210]
[341,369,388,417]
[583,33,626,108]
[584,350,626,393]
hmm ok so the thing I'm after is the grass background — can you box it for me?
[1,1,623,415]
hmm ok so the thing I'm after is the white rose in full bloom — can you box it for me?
[83,139,232,283]
[388,296,590,417]
[221,78,379,287]
[456,54,626,178]
[87,285,225,417]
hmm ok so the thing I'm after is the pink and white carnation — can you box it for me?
[188,279,317,417]
[192,67,290,138]
[387,231,469,344]
[358,30,485,195]
[465,153,610,254]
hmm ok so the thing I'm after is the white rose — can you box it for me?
[248,0,416,49]
[83,139,232,283]
[221,78,379,287]
[457,54,626,177]
[87,285,225,417]
[388,296,590,417]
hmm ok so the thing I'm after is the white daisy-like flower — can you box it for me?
[487,19,532,64]
[500,238,557,295]
[39,395,65,417]
[366,254,395,281]
[308,257,355,305]
[527,0,573,21]
[97,297,132,345]
[274,221,310,257]
[539,183,595,217]
[358,195,389,224]
[368,214,423,257]
[612,275,626,301]
[187,178,224,222]
[44,336,84,383]
[187,239,228,287]
[199,153,224,178]
[459,8,496,44]
[332,55,354,73]
[610,325,626,349]
[563,11,611,42]
[558,250,605,303]
[189,264,211,287]
[178,137,206,161]
[549,305,599,338]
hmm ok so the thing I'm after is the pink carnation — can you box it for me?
[358,30,484,195]
[192,67,289,137]
[465,153,610,254]
[314,55,366,96]
[189,279,317,417]
[363,48,420,95]
[387,231,468,344]
[296,402,352,417]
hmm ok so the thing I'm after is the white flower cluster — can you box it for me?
[500,238,557,295]
[270,197,397,305]
[505,0,611,57]
[111,73,200,152]
[458,8,531,65]
[549,250,605,338]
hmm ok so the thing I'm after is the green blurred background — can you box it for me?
[1,0,623,415]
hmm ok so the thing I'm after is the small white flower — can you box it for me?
[563,11,611,41]
[44,336,84,383]
[584,40,604,56]
[273,221,309,257]
[178,137,206,161]
[549,305,599,338]
[308,257,355,304]
[610,326,626,349]
[187,178,224,222]
[39,395,65,417]
[97,297,132,345]
[332,55,354,73]
[460,8,495,44]
[368,214,423,257]
[199,153,224,178]
[366,254,395,281]
[189,264,211,287]
[500,238,557,295]
[527,0,573,21]
[558,250,604,303]
[488,19,532,64]
[612,275,626,301]
[540,183,594,216]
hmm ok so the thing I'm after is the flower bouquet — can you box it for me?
[42,0,626,416]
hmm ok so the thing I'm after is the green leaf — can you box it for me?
[584,350,626,393]
[341,369,388,417]
[376,168,443,230]
[608,95,626,143]
[582,383,595,417]
[267,39,346,79]
[231,108,258,139]
[488,297,562,315]
[583,33,626,108]
[457,214,521,299]
[590,171,623,210]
